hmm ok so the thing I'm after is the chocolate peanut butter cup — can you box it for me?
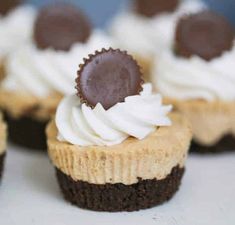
[175,10,234,61]
[0,0,21,16]
[34,3,91,51]
[76,48,143,110]
[135,0,179,18]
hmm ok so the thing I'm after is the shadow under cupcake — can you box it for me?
[46,48,192,211]
[152,10,235,153]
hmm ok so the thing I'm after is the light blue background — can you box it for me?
[26,0,235,27]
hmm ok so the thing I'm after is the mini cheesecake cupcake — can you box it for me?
[0,0,36,79]
[110,0,205,80]
[47,48,192,211]
[153,10,235,153]
[0,112,7,183]
[0,3,114,150]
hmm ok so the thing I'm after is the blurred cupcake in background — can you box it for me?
[0,3,114,150]
[0,0,36,80]
[110,0,205,81]
[152,10,235,153]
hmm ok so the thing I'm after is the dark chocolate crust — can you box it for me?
[0,153,6,182]
[4,112,48,150]
[191,135,235,153]
[56,165,184,212]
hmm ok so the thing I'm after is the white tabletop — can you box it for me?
[0,145,234,225]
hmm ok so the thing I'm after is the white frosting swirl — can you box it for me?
[110,0,205,57]
[56,84,172,146]
[0,6,36,57]
[153,44,235,101]
[2,30,114,97]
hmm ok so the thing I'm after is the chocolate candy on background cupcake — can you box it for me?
[0,3,114,150]
[46,48,192,211]
[0,112,7,183]
[152,10,235,153]
[0,0,36,80]
[110,0,205,81]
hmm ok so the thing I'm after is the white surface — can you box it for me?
[0,145,235,225]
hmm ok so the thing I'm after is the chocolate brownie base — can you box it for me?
[0,153,6,182]
[4,112,48,150]
[191,135,235,153]
[56,165,184,212]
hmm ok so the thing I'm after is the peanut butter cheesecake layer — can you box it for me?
[165,98,235,151]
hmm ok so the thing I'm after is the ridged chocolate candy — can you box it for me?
[175,11,234,61]
[0,0,21,15]
[135,0,179,18]
[34,4,91,51]
[76,49,144,110]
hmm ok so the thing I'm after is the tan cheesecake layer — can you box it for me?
[47,113,192,185]
[0,90,62,121]
[164,98,235,146]
[0,113,7,155]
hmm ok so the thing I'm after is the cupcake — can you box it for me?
[0,3,114,150]
[46,48,192,211]
[110,0,205,80]
[153,10,235,153]
[0,112,7,183]
[0,0,36,79]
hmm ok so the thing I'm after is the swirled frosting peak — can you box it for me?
[56,84,172,146]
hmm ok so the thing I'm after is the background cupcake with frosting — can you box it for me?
[0,3,114,150]
[0,0,36,79]
[110,0,205,80]
[153,10,235,153]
